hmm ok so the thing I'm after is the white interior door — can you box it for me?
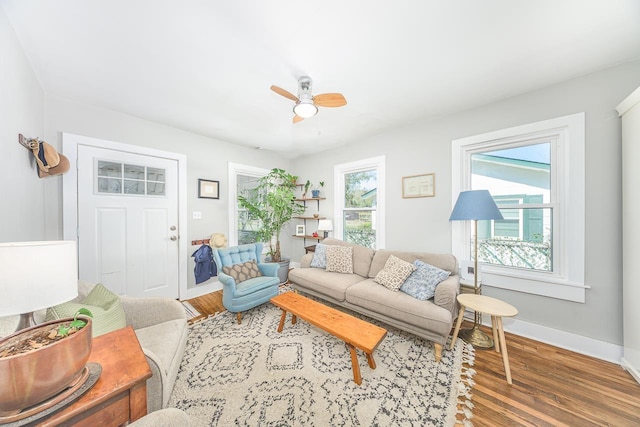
[77,145,179,298]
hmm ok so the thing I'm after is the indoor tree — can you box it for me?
[237,168,305,262]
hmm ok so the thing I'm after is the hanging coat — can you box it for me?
[192,244,216,284]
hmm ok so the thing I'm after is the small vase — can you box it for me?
[311,190,320,198]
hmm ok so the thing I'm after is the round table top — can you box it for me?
[457,293,518,317]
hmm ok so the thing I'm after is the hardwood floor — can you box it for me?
[187,291,640,426]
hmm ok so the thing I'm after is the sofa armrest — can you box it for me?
[258,262,279,277]
[120,296,186,330]
[434,275,460,317]
[300,253,314,268]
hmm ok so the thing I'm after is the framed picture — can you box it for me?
[198,179,219,199]
[295,224,306,236]
[402,173,435,198]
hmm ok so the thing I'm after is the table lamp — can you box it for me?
[449,190,503,348]
[0,241,78,332]
[317,220,333,238]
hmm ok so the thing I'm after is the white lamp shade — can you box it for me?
[0,241,78,316]
[317,220,333,231]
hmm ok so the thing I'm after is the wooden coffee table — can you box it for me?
[270,292,387,385]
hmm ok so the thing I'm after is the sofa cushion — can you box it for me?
[223,260,262,283]
[321,238,375,278]
[288,267,364,302]
[400,259,451,301]
[325,245,354,274]
[310,243,328,268]
[374,255,416,291]
[369,250,458,278]
[46,283,126,337]
[345,279,453,336]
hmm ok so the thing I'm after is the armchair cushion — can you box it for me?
[222,260,263,283]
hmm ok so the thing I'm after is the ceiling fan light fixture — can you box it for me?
[293,101,318,118]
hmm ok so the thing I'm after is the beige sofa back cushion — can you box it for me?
[321,238,375,278]
[368,250,458,278]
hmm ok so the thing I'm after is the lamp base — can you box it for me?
[15,312,37,332]
[459,325,494,349]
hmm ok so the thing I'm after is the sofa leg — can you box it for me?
[236,312,242,324]
[434,343,442,363]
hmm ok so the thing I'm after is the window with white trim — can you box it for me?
[334,156,385,249]
[227,163,269,247]
[451,113,586,302]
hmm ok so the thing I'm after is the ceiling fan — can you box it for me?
[270,76,347,123]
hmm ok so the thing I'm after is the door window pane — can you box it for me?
[96,161,166,196]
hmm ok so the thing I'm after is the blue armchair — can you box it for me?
[212,243,280,324]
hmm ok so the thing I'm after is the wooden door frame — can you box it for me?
[62,132,192,300]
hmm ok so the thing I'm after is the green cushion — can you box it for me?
[46,283,126,337]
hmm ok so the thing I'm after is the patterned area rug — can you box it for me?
[169,293,476,426]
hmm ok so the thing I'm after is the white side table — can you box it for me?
[450,293,518,384]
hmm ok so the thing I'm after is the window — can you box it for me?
[96,160,166,196]
[227,163,269,247]
[452,113,585,302]
[334,156,385,249]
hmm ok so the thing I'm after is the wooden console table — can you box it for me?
[40,326,152,426]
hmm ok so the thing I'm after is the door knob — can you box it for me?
[170,235,178,241]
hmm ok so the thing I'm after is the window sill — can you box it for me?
[481,267,588,303]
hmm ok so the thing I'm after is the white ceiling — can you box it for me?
[3,1,640,158]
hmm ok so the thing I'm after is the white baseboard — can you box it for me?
[467,309,623,364]
[181,280,222,300]
[497,316,622,364]
[621,358,640,385]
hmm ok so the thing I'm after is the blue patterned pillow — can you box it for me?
[310,243,328,268]
[400,259,451,301]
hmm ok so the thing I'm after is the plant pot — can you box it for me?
[311,190,320,198]
[266,257,290,284]
[0,317,92,416]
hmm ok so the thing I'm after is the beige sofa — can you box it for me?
[0,281,188,413]
[288,238,459,361]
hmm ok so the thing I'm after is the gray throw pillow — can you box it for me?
[310,243,328,268]
[400,259,451,300]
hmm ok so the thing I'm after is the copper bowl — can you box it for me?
[0,318,92,416]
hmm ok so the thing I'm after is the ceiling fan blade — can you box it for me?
[314,93,347,108]
[271,85,299,102]
[293,115,305,124]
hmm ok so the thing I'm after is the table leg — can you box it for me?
[450,305,466,350]
[292,314,297,325]
[347,343,362,385]
[491,316,500,353]
[277,309,287,332]
[496,317,512,385]
[365,352,376,369]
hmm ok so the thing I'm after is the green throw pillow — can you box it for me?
[46,283,126,337]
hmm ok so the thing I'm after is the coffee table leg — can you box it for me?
[292,314,297,325]
[277,309,287,332]
[365,352,376,369]
[347,343,362,385]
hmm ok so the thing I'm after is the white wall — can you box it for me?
[43,95,291,288]
[0,9,46,242]
[292,59,640,353]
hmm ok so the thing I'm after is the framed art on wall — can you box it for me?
[198,179,219,199]
[402,173,435,198]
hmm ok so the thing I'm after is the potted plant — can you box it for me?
[0,309,93,417]
[303,180,311,198]
[238,168,305,282]
[311,181,325,198]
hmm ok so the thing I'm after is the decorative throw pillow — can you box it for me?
[374,255,417,291]
[46,283,126,337]
[223,260,263,283]
[325,245,354,274]
[400,259,451,300]
[310,243,328,269]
